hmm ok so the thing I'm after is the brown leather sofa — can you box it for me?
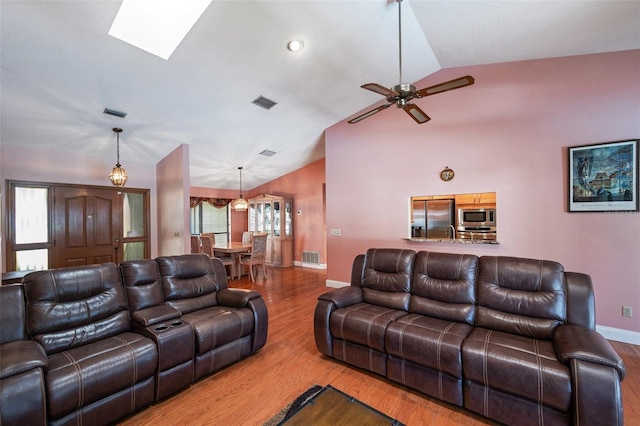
[314,248,626,426]
[0,254,268,426]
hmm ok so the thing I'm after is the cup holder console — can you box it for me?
[152,320,186,333]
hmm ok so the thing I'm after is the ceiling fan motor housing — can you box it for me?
[389,83,416,106]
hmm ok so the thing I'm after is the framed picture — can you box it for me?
[568,139,638,212]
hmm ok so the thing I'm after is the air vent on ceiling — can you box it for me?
[103,108,127,118]
[252,96,277,110]
[260,150,276,157]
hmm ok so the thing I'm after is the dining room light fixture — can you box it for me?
[231,166,249,212]
[108,128,128,187]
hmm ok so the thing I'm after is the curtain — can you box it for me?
[190,197,233,209]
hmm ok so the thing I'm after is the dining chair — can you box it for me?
[201,234,234,278]
[242,231,252,245]
[190,235,201,254]
[238,233,267,282]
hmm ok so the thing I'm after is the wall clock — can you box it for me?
[440,167,455,181]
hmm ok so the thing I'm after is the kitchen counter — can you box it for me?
[405,238,499,245]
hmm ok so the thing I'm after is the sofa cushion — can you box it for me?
[386,313,473,378]
[45,332,157,421]
[120,259,164,312]
[156,254,222,315]
[182,306,255,355]
[329,303,407,353]
[411,251,479,324]
[462,328,572,413]
[361,248,415,311]
[24,263,130,354]
[476,256,566,339]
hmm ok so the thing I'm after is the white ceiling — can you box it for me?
[2,1,639,190]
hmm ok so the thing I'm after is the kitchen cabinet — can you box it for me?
[454,192,496,207]
[248,194,293,267]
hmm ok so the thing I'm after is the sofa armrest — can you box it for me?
[314,287,363,357]
[132,305,182,327]
[554,324,625,378]
[217,288,262,308]
[318,286,363,308]
[217,288,268,353]
[0,340,48,379]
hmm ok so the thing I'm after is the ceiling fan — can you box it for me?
[348,0,474,125]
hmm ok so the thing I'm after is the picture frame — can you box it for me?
[568,139,638,212]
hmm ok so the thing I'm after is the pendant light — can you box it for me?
[108,127,128,187]
[231,166,248,212]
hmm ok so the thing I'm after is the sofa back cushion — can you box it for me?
[156,254,221,314]
[0,284,27,343]
[23,263,130,354]
[120,259,164,312]
[411,251,479,324]
[476,256,566,339]
[361,248,415,311]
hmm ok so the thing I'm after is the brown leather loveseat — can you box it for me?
[0,253,268,426]
[314,248,626,426]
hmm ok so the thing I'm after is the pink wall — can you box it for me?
[249,158,326,264]
[156,144,190,256]
[325,50,640,335]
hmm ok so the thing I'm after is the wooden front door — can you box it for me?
[53,186,121,268]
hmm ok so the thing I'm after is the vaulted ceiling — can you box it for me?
[2,1,639,189]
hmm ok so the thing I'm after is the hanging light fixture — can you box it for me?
[108,127,128,187]
[231,166,248,212]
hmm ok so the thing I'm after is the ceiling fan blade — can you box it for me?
[361,83,397,97]
[415,75,475,98]
[403,103,431,124]
[348,104,391,124]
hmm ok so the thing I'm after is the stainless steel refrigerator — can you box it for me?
[426,199,455,239]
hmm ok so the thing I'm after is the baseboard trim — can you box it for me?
[326,279,349,288]
[597,325,640,345]
[293,261,327,270]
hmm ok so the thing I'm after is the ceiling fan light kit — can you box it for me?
[349,0,474,124]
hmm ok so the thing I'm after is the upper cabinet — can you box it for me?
[454,192,496,207]
[248,194,293,267]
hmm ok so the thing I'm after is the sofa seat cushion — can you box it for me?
[462,328,571,412]
[182,306,255,356]
[329,303,407,353]
[386,313,473,378]
[46,332,157,421]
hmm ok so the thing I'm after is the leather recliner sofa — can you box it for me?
[0,253,268,426]
[314,248,626,426]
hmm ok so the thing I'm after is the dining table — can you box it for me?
[213,241,252,279]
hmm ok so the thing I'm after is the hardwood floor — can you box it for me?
[119,266,639,426]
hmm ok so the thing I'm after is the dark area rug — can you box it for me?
[263,385,324,426]
[264,385,404,426]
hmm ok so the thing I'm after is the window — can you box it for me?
[190,199,229,242]
[122,191,148,261]
[8,183,52,271]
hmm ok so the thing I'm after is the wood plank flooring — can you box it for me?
[119,266,639,426]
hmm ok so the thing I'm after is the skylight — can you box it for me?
[109,0,213,60]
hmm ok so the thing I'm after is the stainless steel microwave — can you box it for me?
[457,208,496,230]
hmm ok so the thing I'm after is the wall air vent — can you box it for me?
[302,251,321,265]
[252,96,277,110]
[103,108,128,118]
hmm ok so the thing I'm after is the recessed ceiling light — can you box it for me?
[287,39,304,52]
[109,0,213,60]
